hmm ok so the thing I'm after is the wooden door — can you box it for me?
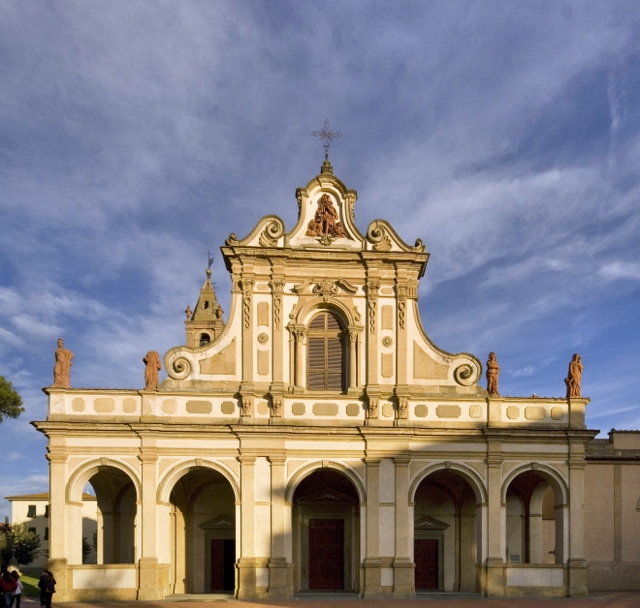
[415,539,439,590]
[210,539,235,591]
[309,519,344,590]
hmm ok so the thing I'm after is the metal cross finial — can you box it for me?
[312,119,341,160]
[206,250,214,269]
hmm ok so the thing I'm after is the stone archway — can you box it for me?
[504,470,565,565]
[167,467,237,594]
[413,470,480,592]
[291,469,360,592]
[87,466,138,565]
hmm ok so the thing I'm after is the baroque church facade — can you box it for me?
[35,161,639,600]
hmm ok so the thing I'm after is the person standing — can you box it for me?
[37,569,56,608]
[0,572,17,608]
[8,571,21,608]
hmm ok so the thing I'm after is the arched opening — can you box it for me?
[307,310,346,392]
[199,333,211,346]
[88,467,137,565]
[292,469,360,592]
[168,467,236,594]
[504,471,563,564]
[413,470,480,592]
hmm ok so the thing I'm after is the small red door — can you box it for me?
[210,539,235,591]
[415,539,439,590]
[309,519,344,590]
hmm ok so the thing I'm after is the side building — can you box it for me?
[5,493,97,570]
[32,161,637,600]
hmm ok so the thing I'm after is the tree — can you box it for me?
[0,376,24,422]
[0,523,42,566]
[82,536,92,563]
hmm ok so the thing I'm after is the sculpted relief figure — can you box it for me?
[143,351,162,391]
[306,194,346,239]
[565,353,583,398]
[52,338,73,388]
[486,352,500,396]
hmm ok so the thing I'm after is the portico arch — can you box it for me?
[502,464,568,565]
[66,459,140,566]
[411,464,486,592]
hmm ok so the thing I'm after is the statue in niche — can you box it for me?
[486,352,500,396]
[52,338,74,388]
[306,194,346,239]
[185,305,193,320]
[143,351,162,391]
[215,304,224,319]
[565,353,583,398]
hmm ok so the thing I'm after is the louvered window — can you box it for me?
[307,311,345,391]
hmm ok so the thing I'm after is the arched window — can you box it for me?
[199,333,211,346]
[307,311,345,391]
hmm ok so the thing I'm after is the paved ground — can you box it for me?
[23,592,640,608]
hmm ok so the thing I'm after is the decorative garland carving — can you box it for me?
[270,279,284,329]
[240,279,254,330]
[398,297,406,329]
[259,219,285,248]
[367,281,380,333]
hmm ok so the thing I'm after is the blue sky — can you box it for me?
[1,1,639,519]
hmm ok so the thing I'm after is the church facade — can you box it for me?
[35,161,638,600]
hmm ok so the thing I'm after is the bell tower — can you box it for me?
[185,265,225,348]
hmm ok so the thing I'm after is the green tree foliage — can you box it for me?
[0,376,24,422]
[82,536,92,563]
[0,523,42,565]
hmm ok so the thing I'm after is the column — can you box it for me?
[268,456,292,598]
[393,457,414,598]
[237,456,257,599]
[363,458,381,597]
[137,446,161,600]
[484,443,505,597]
[347,327,361,393]
[46,451,70,601]
[567,445,588,597]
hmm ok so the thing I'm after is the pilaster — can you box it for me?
[393,456,414,598]
[237,455,257,599]
[137,445,161,600]
[268,455,293,598]
[363,457,381,597]
[484,439,505,596]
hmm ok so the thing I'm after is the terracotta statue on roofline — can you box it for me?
[52,338,73,388]
[143,351,162,391]
[565,353,583,398]
[486,352,500,396]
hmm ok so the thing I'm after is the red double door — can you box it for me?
[309,519,344,590]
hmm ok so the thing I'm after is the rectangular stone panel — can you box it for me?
[313,402,338,416]
[257,349,270,375]
[257,301,270,326]
[436,405,461,418]
[346,403,360,416]
[221,401,236,415]
[186,400,212,414]
[292,402,306,416]
[381,353,394,378]
[94,398,115,413]
[381,305,393,330]
[525,406,546,420]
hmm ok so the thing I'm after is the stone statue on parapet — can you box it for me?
[143,351,162,391]
[565,353,583,398]
[486,352,500,396]
[52,338,73,388]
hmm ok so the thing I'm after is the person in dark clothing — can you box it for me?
[37,570,56,608]
[0,571,17,608]
[8,571,21,608]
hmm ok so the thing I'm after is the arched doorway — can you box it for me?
[413,470,480,592]
[88,466,137,565]
[168,467,236,594]
[292,469,360,592]
[505,470,564,565]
